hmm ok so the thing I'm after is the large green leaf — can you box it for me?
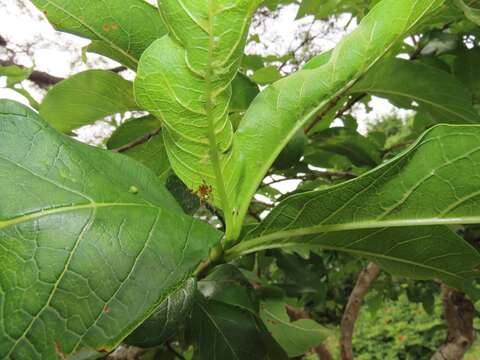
[227,125,480,289]
[232,0,444,238]
[40,70,139,132]
[0,100,221,359]
[30,0,167,68]
[351,58,480,124]
[134,0,261,239]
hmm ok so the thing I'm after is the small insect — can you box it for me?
[193,180,213,203]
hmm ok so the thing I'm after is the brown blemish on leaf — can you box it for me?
[103,24,110,32]
[98,347,110,353]
[111,23,119,30]
[54,340,66,360]
[43,10,48,16]
[103,305,111,314]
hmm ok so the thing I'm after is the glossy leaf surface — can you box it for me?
[0,100,221,359]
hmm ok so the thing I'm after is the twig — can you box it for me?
[304,94,343,134]
[113,128,161,153]
[279,17,317,72]
[313,169,357,179]
[340,262,381,360]
[431,285,475,360]
[0,58,126,89]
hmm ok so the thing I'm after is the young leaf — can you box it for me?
[40,70,139,132]
[351,58,480,124]
[0,65,32,87]
[135,0,261,239]
[232,0,444,238]
[228,125,480,289]
[30,0,167,68]
[0,100,221,359]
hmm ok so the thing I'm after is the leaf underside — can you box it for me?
[232,0,445,235]
[229,125,480,289]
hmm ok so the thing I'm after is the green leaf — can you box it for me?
[198,264,257,314]
[30,0,167,68]
[107,116,159,149]
[273,130,306,170]
[40,70,139,132]
[107,116,170,178]
[310,127,381,167]
[135,0,261,239]
[232,0,444,238]
[228,125,480,289]
[251,66,283,85]
[453,48,480,104]
[454,0,480,24]
[230,73,260,113]
[0,65,32,87]
[260,299,330,357]
[0,100,221,359]
[351,58,480,124]
[125,279,196,348]
[188,294,269,360]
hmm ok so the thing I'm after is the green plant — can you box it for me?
[2,0,480,359]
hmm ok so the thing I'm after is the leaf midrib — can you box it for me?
[0,202,157,230]
[229,241,469,281]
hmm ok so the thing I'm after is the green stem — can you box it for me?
[205,0,235,242]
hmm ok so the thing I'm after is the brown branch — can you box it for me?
[340,262,381,360]
[285,305,333,360]
[431,285,475,360]
[112,128,161,153]
[0,59,63,88]
[0,59,126,89]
